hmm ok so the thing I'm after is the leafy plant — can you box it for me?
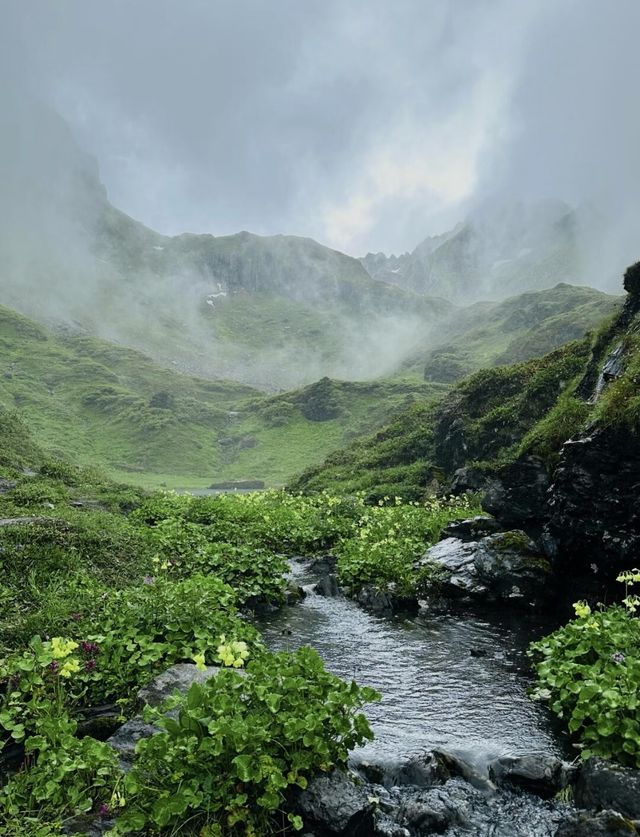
[529,570,640,765]
[110,648,379,835]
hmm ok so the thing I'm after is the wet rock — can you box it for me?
[555,810,640,836]
[440,516,501,542]
[431,750,496,792]
[482,456,551,528]
[366,751,451,789]
[545,429,640,574]
[356,584,418,614]
[315,574,341,597]
[397,778,482,834]
[137,662,219,707]
[284,583,306,604]
[293,769,376,836]
[308,554,339,575]
[489,754,571,797]
[574,758,640,818]
[418,531,551,606]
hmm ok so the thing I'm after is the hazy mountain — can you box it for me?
[361,200,602,303]
[0,98,452,390]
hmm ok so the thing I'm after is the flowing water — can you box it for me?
[260,560,573,836]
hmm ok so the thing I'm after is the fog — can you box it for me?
[0,1,638,387]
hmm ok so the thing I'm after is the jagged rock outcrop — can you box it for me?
[417,531,551,606]
[543,429,640,569]
[482,457,551,529]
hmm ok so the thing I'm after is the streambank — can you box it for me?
[260,559,638,836]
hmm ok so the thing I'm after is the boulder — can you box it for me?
[314,574,341,597]
[417,531,551,605]
[449,467,488,496]
[489,754,572,797]
[555,810,640,836]
[397,778,482,834]
[137,662,219,707]
[356,584,418,614]
[574,758,640,818]
[293,769,376,836]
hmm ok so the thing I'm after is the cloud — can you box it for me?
[2,0,639,261]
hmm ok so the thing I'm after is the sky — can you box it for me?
[3,0,640,256]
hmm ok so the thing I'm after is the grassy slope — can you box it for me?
[0,306,444,488]
[402,284,621,382]
[290,281,640,501]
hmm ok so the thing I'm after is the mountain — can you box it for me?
[361,200,601,303]
[403,283,620,382]
[0,97,451,390]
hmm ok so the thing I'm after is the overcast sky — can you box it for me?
[3,0,640,255]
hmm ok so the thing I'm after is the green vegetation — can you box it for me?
[529,571,640,767]
[0,417,475,834]
[0,305,442,489]
[292,338,593,497]
[406,284,620,383]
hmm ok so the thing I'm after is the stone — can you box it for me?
[574,758,640,818]
[137,662,219,708]
[555,810,640,836]
[449,467,488,495]
[397,778,482,834]
[293,769,376,835]
[314,574,341,597]
[440,516,501,542]
[107,715,160,766]
[489,754,572,797]
[417,531,551,605]
[355,584,418,614]
[544,429,640,574]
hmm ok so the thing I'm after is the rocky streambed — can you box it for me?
[258,558,640,836]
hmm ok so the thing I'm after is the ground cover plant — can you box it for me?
[0,436,474,834]
[529,570,640,766]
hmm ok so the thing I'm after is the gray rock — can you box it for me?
[417,531,551,605]
[294,769,375,835]
[356,584,418,614]
[137,662,219,707]
[398,778,482,834]
[449,467,488,495]
[489,754,572,797]
[0,479,17,494]
[574,758,640,818]
[107,715,160,766]
[440,516,501,542]
[314,574,341,597]
[555,810,640,836]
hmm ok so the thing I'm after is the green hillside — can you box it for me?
[0,306,442,488]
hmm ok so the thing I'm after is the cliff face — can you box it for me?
[483,268,640,578]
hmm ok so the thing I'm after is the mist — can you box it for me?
[1,1,638,388]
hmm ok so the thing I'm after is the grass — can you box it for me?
[0,305,444,488]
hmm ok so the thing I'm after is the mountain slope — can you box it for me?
[0,305,444,487]
[361,200,600,303]
[0,99,451,390]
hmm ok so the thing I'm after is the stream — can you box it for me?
[260,560,574,836]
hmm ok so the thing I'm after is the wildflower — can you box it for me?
[143,575,155,585]
[48,660,60,674]
[573,601,591,619]
[216,636,250,668]
[80,641,100,656]
[98,803,110,817]
[612,652,626,664]
[60,659,81,678]
[85,659,98,672]
[193,651,207,671]
[50,637,79,659]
